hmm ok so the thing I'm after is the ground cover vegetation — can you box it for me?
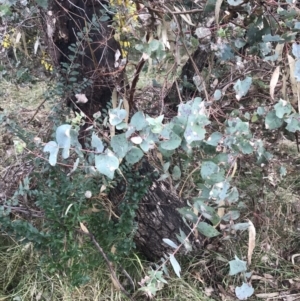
[1,0,300,300]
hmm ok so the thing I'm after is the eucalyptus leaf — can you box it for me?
[43,141,59,166]
[130,111,148,130]
[146,115,164,134]
[265,111,283,130]
[229,256,247,275]
[222,210,240,221]
[125,147,144,164]
[235,283,254,300]
[274,99,292,118]
[172,166,181,181]
[262,34,283,43]
[163,238,178,249]
[197,222,220,238]
[213,89,222,101]
[206,132,222,146]
[111,134,131,158]
[160,131,182,150]
[95,150,119,179]
[230,222,249,231]
[285,115,300,133]
[295,60,300,81]
[292,42,300,59]
[56,124,71,158]
[169,254,181,278]
[201,161,219,179]
[227,0,244,6]
[109,108,127,126]
[234,77,252,101]
[177,208,198,223]
[91,133,104,153]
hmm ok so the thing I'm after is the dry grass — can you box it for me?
[0,79,60,200]
[2,37,300,301]
[182,138,300,300]
[0,236,214,301]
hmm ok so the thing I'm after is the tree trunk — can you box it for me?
[164,48,209,106]
[134,172,190,260]
[46,0,192,260]
[47,0,124,119]
[109,161,190,261]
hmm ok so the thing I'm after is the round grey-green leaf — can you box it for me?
[95,150,119,179]
[213,89,222,101]
[235,283,254,300]
[56,124,71,149]
[43,141,59,166]
[130,111,148,131]
[201,161,219,179]
[125,147,144,165]
[160,131,182,150]
[172,166,181,181]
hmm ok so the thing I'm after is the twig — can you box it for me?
[170,8,203,15]
[78,230,134,301]
[163,4,210,103]
[128,58,146,109]
[119,265,135,291]
[146,5,203,16]
[27,97,48,124]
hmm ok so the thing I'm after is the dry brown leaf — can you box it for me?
[110,275,121,291]
[291,253,300,265]
[91,205,100,213]
[79,222,89,234]
[156,152,164,167]
[123,97,130,124]
[204,286,214,297]
[111,245,116,254]
[275,43,284,62]
[287,54,300,108]
[270,66,280,100]
[263,273,274,279]
[15,31,22,44]
[282,72,287,99]
[248,219,256,265]
[217,200,225,220]
[255,292,279,298]
[110,88,118,138]
[215,0,223,27]
[161,19,170,49]
[174,6,195,26]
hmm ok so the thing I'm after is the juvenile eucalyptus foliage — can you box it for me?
[42,95,271,287]
[3,0,300,298]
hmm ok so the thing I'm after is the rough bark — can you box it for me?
[46,0,192,260]
[47,0,124,118]
[109,161,191,261]
[134,174,189,260]
[164,48,209,105]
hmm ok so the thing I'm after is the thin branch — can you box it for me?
[78,230,134,301]
[146,5,203,16]
[128,58,146,109]
[163,4,210,102]
[171,8,203,15]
